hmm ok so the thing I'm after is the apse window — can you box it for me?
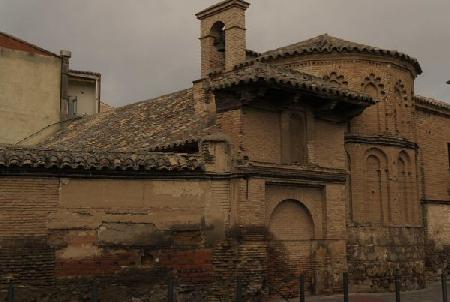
[448,143,450,168]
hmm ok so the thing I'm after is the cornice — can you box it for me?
[345,134,418,150]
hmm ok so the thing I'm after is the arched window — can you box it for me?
[364,83,379,98]
[362,148,388,224]
[397,151,412,224]
[210,21,225,52]
[289,113,306,164]
[323,72,348,86]
[366,155,383,223]
[359,74,386,133]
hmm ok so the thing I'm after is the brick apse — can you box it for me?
[0,0,449,301]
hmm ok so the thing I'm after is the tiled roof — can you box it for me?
[250,34,422,74]
[0,31,59,57]
[99,101,114,113]
[40,89,218,152]
[41,66,373,153]
[69,69,101,78]
[0,145,203,172]
[414,95,450,115]
[210,63,375,106]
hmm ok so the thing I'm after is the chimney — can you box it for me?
[196,0,250,78]
[60,50,72,120]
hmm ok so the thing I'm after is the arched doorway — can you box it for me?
[267,199,314,297]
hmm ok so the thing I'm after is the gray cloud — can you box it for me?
[1,0,449,106]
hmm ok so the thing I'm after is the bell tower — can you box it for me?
[196,0,250,78]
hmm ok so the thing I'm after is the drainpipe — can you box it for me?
[97,75,102,113]
[60,50,72,120]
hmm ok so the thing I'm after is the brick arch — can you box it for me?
[361,73,386,97]
[362,148,389,224]
[355,74,387,134]
[268,199,315,240]
[397,150,412,224]
[267,199,315,297]
[323,71,348,86]
[207,21,226,72]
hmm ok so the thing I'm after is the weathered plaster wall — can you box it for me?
[68,78,98,115]
[0,47,61,144]
[50,178,227,280]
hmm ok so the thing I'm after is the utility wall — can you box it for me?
[0,47,61,144]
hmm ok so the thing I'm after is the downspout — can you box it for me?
[97,75,102,113]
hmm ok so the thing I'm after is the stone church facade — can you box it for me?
[0,0,449,300]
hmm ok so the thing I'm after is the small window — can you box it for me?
[68,96,78,118]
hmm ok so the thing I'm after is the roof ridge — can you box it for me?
[69,69,101,77]
[210,62,375,105]
[253,33,422,74]
[414,95,450,110]
[0,30,59,57]
[0,144,204,172]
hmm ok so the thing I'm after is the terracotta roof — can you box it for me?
[414,95,450,115]
[210,63,375,106]
[250,34,422,74]
[99,101,114,113]
[246,49,261,58]
[0,145,203,172]
[0,31,59,57]
[40,89,218,152]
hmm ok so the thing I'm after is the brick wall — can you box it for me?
[0,177,59,286]
[346,144,421,226]
[242,107,282,163]
[347,226,425,292]
[217,109,244,158]
[416,109,450,201]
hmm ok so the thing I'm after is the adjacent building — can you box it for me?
[0,31,102,145]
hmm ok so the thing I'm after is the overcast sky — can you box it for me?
[1,0,449,106]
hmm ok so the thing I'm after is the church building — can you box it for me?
[0,0,449,300]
